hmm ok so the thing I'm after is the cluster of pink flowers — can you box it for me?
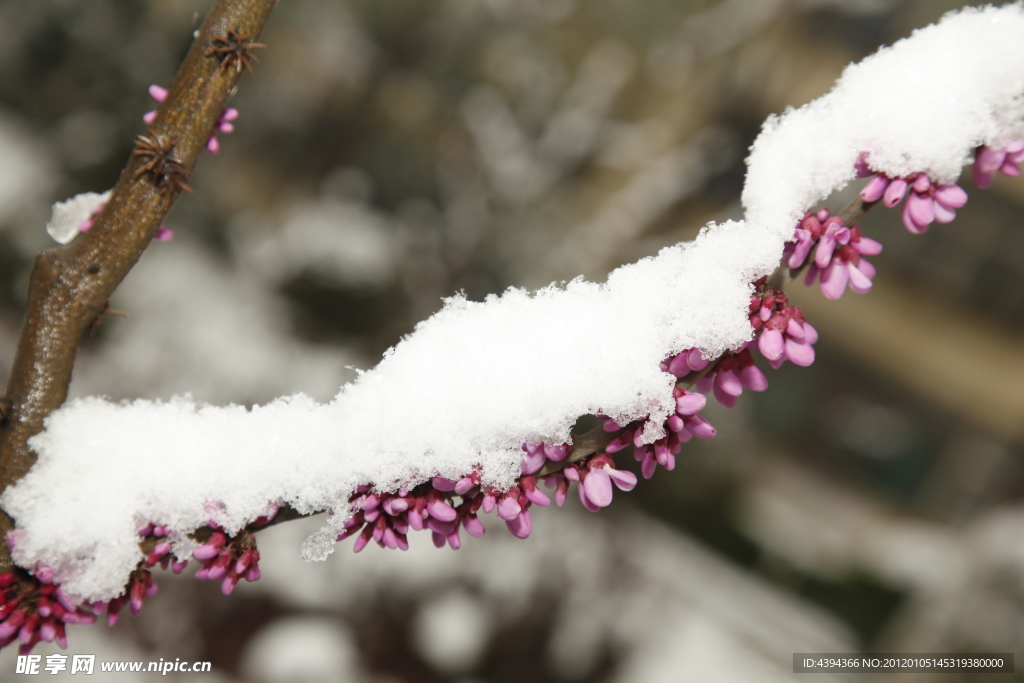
[855,153,971,234]
[973,142,1024,188]
[787,210,882,299]
[9,136,1022,655]
[860,172,967,234]
[145,84,240,154]
[600,388,716,478]
[92,569,158,627]
[0,569,97,654]
[747,285,818,368]
[336,475,517,552]
[192,530,262,595]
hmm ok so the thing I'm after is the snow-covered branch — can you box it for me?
[2,1,1024,656]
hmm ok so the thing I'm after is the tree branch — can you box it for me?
[0,0,278,570]
[219,192,881,531]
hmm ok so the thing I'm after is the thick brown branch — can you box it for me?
[0,0,278,570]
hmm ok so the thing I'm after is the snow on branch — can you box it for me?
[4,4,1024,608]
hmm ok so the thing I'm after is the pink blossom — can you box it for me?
[577,454,637,511]
[664,347,710,378]
[0,570,95,653]
[858,168,967,234]
[696,348,767,408]
[973,141,1024,188]
[747,286,818,366]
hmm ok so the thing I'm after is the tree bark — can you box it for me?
[0,0,279,570]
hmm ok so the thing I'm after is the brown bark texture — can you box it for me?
[0,0,278,570]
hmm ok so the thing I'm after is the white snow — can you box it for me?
[44,190,110,245]
[4,4,1024,601]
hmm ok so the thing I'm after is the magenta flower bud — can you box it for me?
[505,509,533,539]
[758,327,785,361]
[901,198,928,233]
[221,577,237,595]
[934,184,967,208]
[815,233,837,268]
[606,433,632,453]
[667,353,690,377]
[463,514,485,538]
[933,201,956,223]
[382,527,399,549]
[819,261,849,299]
[911,174,931,193]
[675,391,706,415]
[408,508,426,531]
[860,174,889,202]
[854,153,872,178]
[856,236,883,255]
[686,347,709,371]
[425,493,458,522]
[607,468,637,491]
[883,177,908,207]
[39,621,56,643]
[582,468,613,508]
[555,478,570,506]
[907,191,935,226]
[246,566,262,582]
[172,560,188,574]
[431,477,456,492]
[712,380,737,409]
[455,476,476,495]
[19,616,39,644]
[447,530,462,550]
[603,419,624,431]
[426,517,456,536]
[352,527,372,553]
[739,363,768,391]
[193,544,220,561]
[666,415,684,432]
[715,369,743,397]
[543,444,569,461]
[0,610,24,639]
[207,555,231,581]
[521,477,551,506]
[481,494,496,514]
[788,230,815,269]
[684,414,716,439]
[521,449,546,474]
[496,495,522,521]
[785,338,815,366]
[847,263,873,294]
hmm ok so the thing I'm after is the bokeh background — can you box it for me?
[1,0,1023,680]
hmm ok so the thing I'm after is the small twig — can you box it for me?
[0,0,278,571]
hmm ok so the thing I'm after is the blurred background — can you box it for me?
[1,0,1023,680]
